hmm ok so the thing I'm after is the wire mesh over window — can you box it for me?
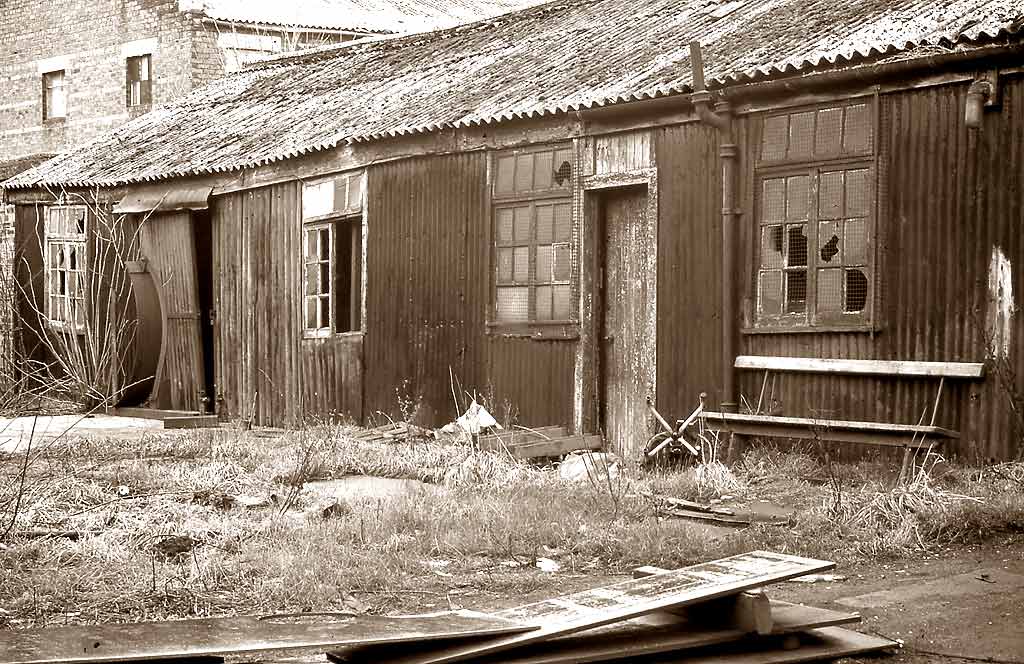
[760,102,873,163]
[45,206,87,330]
[494,200,574,323]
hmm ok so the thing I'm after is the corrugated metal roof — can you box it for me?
[195,0,543,33]
[7,0,1022,189]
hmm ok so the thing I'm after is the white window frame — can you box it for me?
[45,205,88,333]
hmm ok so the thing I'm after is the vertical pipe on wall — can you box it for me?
[690,41,738,412]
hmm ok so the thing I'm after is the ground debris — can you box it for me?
[346,422,430,443]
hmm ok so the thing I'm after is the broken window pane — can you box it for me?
[762,178,786,222]
[552,244,571,281]
[319,229,330,260]
[514,154,533,192]
[761,226,785,269]
[553,203,572,242]
[845,268,868,312]
[535,245,552,281]
[496,286,529,322]
[786,176,809,220]
[819,171,843,219]
[845,168,870,217]
[815,107,843,156]
[512,247,529,282]
[788,111,814,159]
[817,268,842,314]
[513,206,531,242]
[758,270,782,316]
[534,151,553,189]
[535,285,552,320]
[552,284,572,319]
[785,270,807,313]
[319,297,330,327]
[818,221,841,263]
[787,225,808,267]
[496,156,515,194]
[844,218,868,265]
[761,115,788,161]
[843,104,872,153]
[553,149,573,187]
[319,263,330,293]
[536,204,553,243]
[497,248,514,283]
[496,208,514,243]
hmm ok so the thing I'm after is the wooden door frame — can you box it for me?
[575,168,659,439]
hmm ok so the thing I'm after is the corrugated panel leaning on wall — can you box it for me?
[734,77,1024,461]
[364,152,575,428]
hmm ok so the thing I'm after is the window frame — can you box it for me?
[301,214,363,340]
[125,54,153,109]
[44,205,88,334]
[750,99,879,334]
[42,69,67,122]
[488,143,578,339]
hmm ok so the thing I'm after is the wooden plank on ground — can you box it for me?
[344,551,834,664]
[477,427,566,453]
[330,600,860,664]
[734,356,984,378]
[701,412,957,447]
[0,611,532,664]
[510,435,603,459]
[632,566,771,634]
[647,626,896,664]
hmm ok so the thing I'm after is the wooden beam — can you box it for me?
[476,426,567,452]
[509,434,603,459]
[632,566,773,635]
[701,412,955,448]
[733,356,985,378]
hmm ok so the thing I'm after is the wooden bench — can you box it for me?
[700,356,985,448]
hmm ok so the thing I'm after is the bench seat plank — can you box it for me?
[701,412,958,448]
[734,356,984,378]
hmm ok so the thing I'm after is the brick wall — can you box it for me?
[0,0,195,163]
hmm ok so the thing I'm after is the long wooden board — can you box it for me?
[329,600,859,664]
[734,355,984,378]
[0,611,533,664]
[647,626,897,664]
[354,551,834,664]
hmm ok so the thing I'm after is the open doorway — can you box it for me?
[193,209,216,414]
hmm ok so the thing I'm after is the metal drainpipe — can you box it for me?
[689,41,738,413]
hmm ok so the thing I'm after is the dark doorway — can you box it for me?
[193,209,216,414]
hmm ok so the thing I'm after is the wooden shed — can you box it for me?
[3,0,1023,461]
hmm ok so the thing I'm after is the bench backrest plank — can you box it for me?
[734,356,984,378]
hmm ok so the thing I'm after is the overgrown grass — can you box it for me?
[1,426,1022,629]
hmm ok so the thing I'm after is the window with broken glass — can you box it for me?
[45,205,88,332]
[754,101,875,330]
[126,54,152,108]
[491,144,576,335]
[302,171,364,338]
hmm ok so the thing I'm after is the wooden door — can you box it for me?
[600,187,655,458]
[140,211,205,411]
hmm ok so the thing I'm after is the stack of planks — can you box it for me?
[1,551,897,664]
[476,426,603,460]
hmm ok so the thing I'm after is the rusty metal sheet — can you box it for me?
[360,551,834,664]
[331,599,859,664]
[113,185,212,214]
[0,611,532,664]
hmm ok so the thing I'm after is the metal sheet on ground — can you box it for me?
[646,626,897,664]
[1,611,532,664]
[356,551,834,664]
[330,600,859,664]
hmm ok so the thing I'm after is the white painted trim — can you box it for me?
[120,38,159,59]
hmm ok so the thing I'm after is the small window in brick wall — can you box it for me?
[490,144,577,337]
[126,55,152,108]
[754,100,876,330]
[42,70,67,120]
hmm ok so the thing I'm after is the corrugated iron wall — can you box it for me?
[655,122,724,418]
[727,78,1024,461]
[365,152,575,428]
[212,180,363,426]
